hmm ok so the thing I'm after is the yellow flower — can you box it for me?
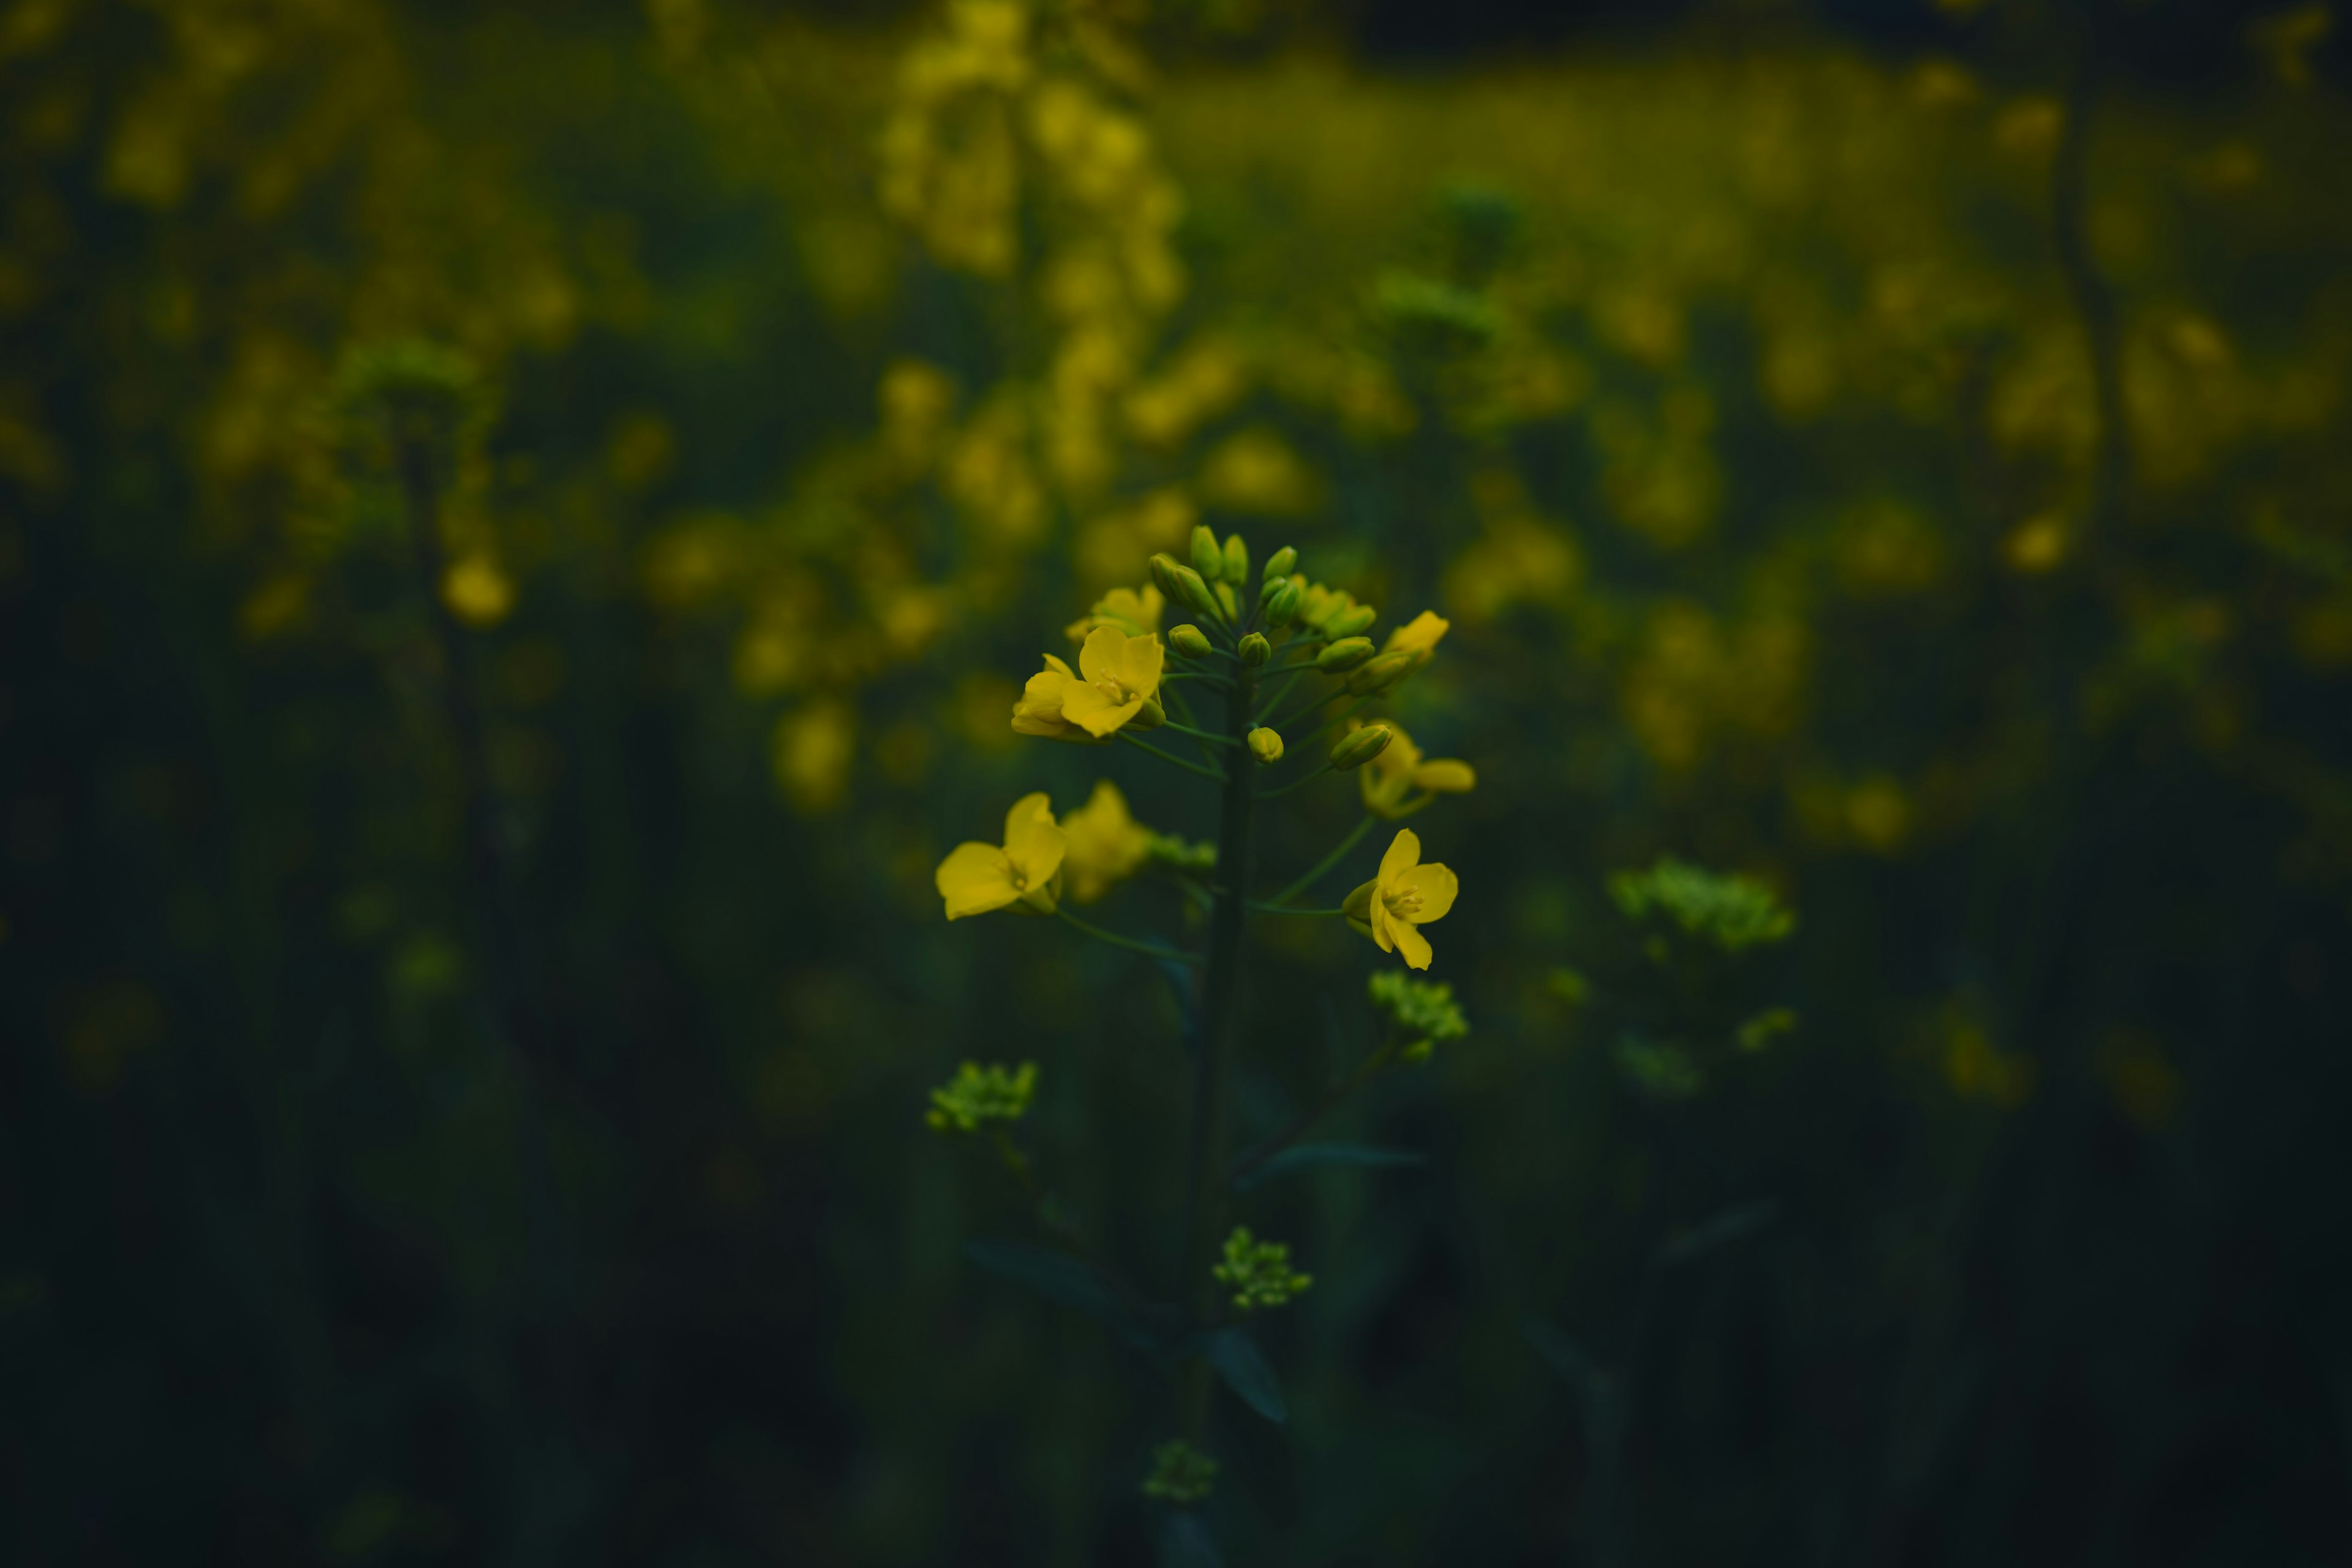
[1060,780,1153,903]
[1343,829,1459,970]
[1014,624,1164,741]
[1355,722,1476,819]
[935,793,1066,920]
[1382,610,1450,665]
[1065,583,1164,644]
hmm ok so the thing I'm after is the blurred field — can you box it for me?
[4,1,2350,1562]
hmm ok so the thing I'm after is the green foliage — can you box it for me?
[1608,858,1796,954]
[1211,1227,1313,1313]
[1368,969,1470,1059]
[924,1060,1038,1133]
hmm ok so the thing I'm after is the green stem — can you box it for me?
[1264,813,1376,908]
[1161,671,1235,687]
[1118,732,1227,783]
[1288,693,1376,752]
[1265,682,1346,734]
[1257,761,1335,800]
[1247,903,1346,916]
[1158,720,1241,749]
[1228,1035,1403,1184]
[1178,657,1259,1438]
[1056,908,1202,965]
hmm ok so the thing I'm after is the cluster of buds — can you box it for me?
[1368,970,1471,1061]
[1212,1226,1314,1313]
[924,1060,1039,1134]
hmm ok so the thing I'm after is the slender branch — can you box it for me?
[1229,1036,1403,1183]
[1257,761,1336,800]
[1264,813,1376,908]
[1247,904,1346,916]
[1157,719,1242,749]
[1287,693,1376,753]
[1161,671,1236,687]
[1056,908,1202,965]
[1118,731,1227,783]
[1256,663,1317,720]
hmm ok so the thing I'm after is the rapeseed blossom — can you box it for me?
[1059,780,1154,903]
[1382,609,1450,666]
[1012,625,1165,741]
[1356,722,1476,818]
[1065,583,1163,644]
[935,792,1066,919]
[1344,829,1460,970]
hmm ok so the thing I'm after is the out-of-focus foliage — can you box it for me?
[4,0,2350,1562]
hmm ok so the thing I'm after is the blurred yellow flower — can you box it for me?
[1343,829,1459,971]
[1356,723,1476,820]
[442,555,514,627]
[1065,583,1163,644]
[1014,625,1164,741]
[1060,780,1153,903]
[1382,609,1449,666]
[935,792,1065,920]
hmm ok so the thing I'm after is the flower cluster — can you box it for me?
[924,1060,1039,1134]
[1368,970,1470,1061]
[1212,1226,1313,1313]
[1142,1439,1219,1506]
[1608,856,1796,953]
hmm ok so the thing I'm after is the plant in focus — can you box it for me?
[925,527,1473,1549]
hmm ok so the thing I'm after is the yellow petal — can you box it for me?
[937,843,1017,919]
[1383,610,1450,658]
[1020,665,1072,720]
[1414,760,1476,794]
[1115,632,1164,696]
[1379,828,1422,885]
[1063,682,1140,737]
[1003,791,1056,845]
[1391,919,1434,970]
[1395,862,1458,924]
[1370,900,1396,953]
[1006,813,1067,886]
[1078,624,1124,686]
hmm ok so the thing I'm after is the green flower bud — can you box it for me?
[1344,650,1416,695]
[1190,524,1225,583]
[1222,533,1250,585]
[1169,624,1213,658]
[1214,581,1240,622]
[1265,581,1302,629]
[1166,563,1221,620]
[1315,636,1376,673]
[1259,575,1286,608]
[1246,726,1284,763]
[1341,877,1378,938]
[1262,546,1298,582]
[1134,694,1167,729]
[1326,605,1377,640]
[1330,724,1393,771]
[1148,552,1188,603]
[1238,632,1272,666]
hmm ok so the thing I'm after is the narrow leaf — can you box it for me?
[1656,1198,1781,1267]
[962,1240,1122,1321]
[1234,1142,1428,1193]
[1207,1327,1287,1425]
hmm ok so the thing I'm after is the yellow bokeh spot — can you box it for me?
[442,556,514,627]
[2003,511,2070,574]
[772,699,855,814]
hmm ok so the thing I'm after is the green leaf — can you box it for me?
[1233,1142,1428,1193]
[1207,1327,1287,1424]
[962,1240,1125,1321]
[1656,1199,1780,1267]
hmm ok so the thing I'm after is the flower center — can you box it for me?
[1009,869,1028,891]
[1382,886,1424,920]
[1092,674,1128,703]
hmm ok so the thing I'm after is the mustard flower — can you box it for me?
[1060,780,1154,904]
[1382,609,1450,666]
[935,793,1066,919]
[1357,722,1477,819]
[1343,829,1460,970]
[1065,583,1163,644]
[1012,625,1165,741]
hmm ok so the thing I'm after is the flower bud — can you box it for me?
[1238,632,1272,666]
[1160,562,1221,620]
[1326,605,1377,641]
[1169,624,1213,658]
[1259,575,1285,608]
[1330,724,1393,771]
[1149,552,1188,603]
[1222,533,1250,586]
[1341,877,1378,938]
[1262,546,1297,582]
[1265,581,1302,629]
[1133,694,1167,730]
[1315,636,1376,673]
[1214,581,1240,622]
[1344,650,1417,695]
[1190,525,1225,583]
[1246,726,1284,763]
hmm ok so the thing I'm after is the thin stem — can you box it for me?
[1118,731,1227,783]
[1289,693,1376,753]
[1229,1035,1403,1183]
[1265,682,1346,735]
[1264,813,1376,908]
[1257,761,1335,800]
[1161,671,1236,687]
[1158,720,1242,749]
[1247,904,1346,916]
[1056,908,1201,965]
[1256,663,1317,720]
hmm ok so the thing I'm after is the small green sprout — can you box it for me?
[1142,1439,1219,1506]
[1608,857,1796,954]
[1213,1226,1313,1313]
[1368,970,1469,1061]
[924,1060,1038,1134]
